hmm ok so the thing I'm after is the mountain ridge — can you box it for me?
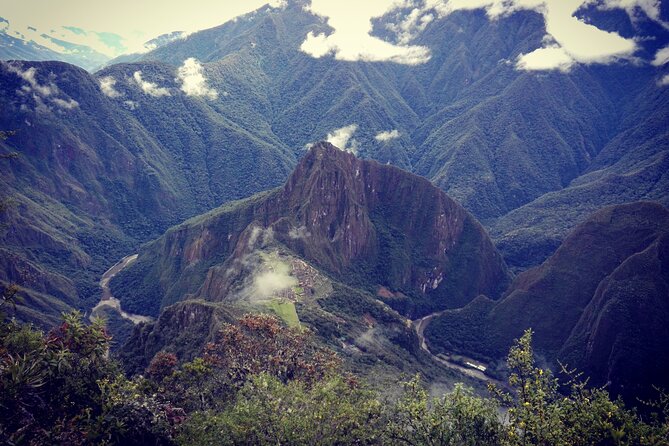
[112,142,511,319]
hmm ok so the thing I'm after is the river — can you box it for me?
[413,312,504,387]
[90,254,152,324]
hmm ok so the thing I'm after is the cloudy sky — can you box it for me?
[0,0,271,56]
[1,0,667,71]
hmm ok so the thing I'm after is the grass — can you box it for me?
[265,299,300,329]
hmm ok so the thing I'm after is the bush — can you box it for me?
[178,373,383,446]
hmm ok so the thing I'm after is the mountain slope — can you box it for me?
[424,201,669,403]
[0,59,296,325]
[112,142,511,319]
[491,78,669,269]
[111,142,511,390]
[2,0,669,332]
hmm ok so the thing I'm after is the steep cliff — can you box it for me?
[113,142,511,319]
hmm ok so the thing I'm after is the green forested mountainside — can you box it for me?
[0,60,295,325]
[425,201,669,405]
[491,78,669,269]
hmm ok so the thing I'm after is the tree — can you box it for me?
[0,129,19,318]
[202,313,341,387]
[0,311,179,445]
[177,373,382,446]
[386,375,503,446]
[489,329,669,446]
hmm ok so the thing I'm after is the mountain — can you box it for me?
[111,142,510,318]
[2,0,669,404]
[424,201,669,403]
[491,76,669,270]
[109,142,510,388]
[0,59,295,325]
[0,19,111,71]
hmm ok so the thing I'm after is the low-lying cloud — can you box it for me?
[176,58,218,99]
[252,263,298,299]
[653,45,669,67]
[375,129,401,142]
[99,76,122,98]
[3,62,79,112]
[300,0,666,71]
[7,65,58,97]
[659,73,669,86]
[327,124,359,154]
[301,0,431,65]
[52,98,79,109]
[132,71,171,97]
[288,226,311,240]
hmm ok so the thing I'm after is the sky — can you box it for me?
[0,0,667,72]
[0,0,272,56]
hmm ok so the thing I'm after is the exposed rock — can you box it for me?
[114,143,511,318]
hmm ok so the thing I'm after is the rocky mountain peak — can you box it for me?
[115,142,511,318]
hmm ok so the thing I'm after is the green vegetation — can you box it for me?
[426,202,669,404]
[2,312,667,445]
[265,299,300,328]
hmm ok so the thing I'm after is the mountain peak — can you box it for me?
[116,144,511,318]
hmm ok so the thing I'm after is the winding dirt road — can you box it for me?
[413,312,504,386]
[90,254,152,324]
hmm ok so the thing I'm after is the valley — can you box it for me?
[90,253,152,325]
[413,310,499,384]
[1,1,668,442]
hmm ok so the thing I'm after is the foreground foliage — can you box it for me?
[1,313,667,445]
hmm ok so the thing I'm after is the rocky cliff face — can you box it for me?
[113,143,511,318]
[118,300,237,375]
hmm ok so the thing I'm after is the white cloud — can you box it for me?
[176,58,218,99]
[375,129,401,142]
[516,45,576,72]
[593,0,667,26]
[132,71,171,97]
[326,124,359,154]
[659,73,669,86]
[288,226,311,240]
[268,0,288,8]
[3,62,81,112]
[6,65,58,96]
[99,76,122,98]
[253,266,298,298]
[123,100,139,110]
[52,97,79,109]
[301,0,431,65]
[386,0,660,71]
[653,45,669,66]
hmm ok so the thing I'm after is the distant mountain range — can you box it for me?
[0,17,188,71]
[1,0,668,404]
[0,17,113,70]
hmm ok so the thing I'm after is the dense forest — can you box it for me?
[1,308,667,445]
